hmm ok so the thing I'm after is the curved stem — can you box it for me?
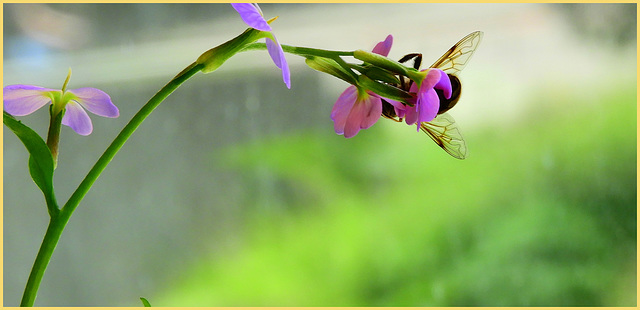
[242,42,354,58]
[243,42,359,82]
[62,62,202,214]
[62,61,202,215]
[20,62,204,307]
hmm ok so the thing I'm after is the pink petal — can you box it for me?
[433,69,452,99]
[420,69,443,91]
[372,35,393,57]
[62,102,93,135]
[343,93,382,138]
[69,87,119,118]
[231,3,271,31]
[386,98,407,118]
[3,85,55,116]
[416,88,439,128]
[343,103,365,138]
[266,36,291,89]
[404,104,418,125]
[359,93,382,130]
[419,69,452,99]
[331,86,358,135]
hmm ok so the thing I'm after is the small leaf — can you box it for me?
[4,111,58,212]
[140,297,151,307]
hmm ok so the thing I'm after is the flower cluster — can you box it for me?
[387,67,451,131]
[330,35,392,138]
[330,35,452,137]
[3,3,453,143]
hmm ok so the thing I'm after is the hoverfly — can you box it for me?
[381,31,483,159]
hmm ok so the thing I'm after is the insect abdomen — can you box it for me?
[437,74,461,114]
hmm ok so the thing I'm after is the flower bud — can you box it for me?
[197,28,265,73]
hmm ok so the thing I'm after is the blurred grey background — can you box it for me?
[3,3,636,306]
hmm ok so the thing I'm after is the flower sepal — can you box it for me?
[358,75,411,102]
[305,56,358,85]
[355,65,401,85]
[45,103,65,165]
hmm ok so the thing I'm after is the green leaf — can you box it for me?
[3,111,58,213]
[140,297,152,307]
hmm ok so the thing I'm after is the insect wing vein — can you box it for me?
[430,31,483,76]
[420,113,468,159]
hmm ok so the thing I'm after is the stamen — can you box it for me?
[266,16,279,24]
[61,68,72,93]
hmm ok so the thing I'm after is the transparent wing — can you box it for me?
[429,31,483,76]
[420,113,468,159]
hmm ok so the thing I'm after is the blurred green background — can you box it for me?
[3,3,637,307]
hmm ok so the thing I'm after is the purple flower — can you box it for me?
[3,84,118,135]
[331,86,382,138]
[231,3,290,89]
[330,35,393,138]
[389,68,452,130]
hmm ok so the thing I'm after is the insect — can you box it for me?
[381,31,483,159]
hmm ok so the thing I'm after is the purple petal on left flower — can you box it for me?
[266,36,291,89]
[231,3,272,31]
[372,35,393,57]
[69,87,119,118]
[62,102,93,135]
[3,84,55,116]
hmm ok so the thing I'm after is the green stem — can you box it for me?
[20,61,204,307]
[64,61,202,214]
[243,43,359,82]
[242,42,354,59]
[20,215,64,307]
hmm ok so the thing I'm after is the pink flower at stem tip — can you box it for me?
[331,86,383,138]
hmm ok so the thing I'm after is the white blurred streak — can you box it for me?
[3,4,635,128]
[10,4,91,50]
